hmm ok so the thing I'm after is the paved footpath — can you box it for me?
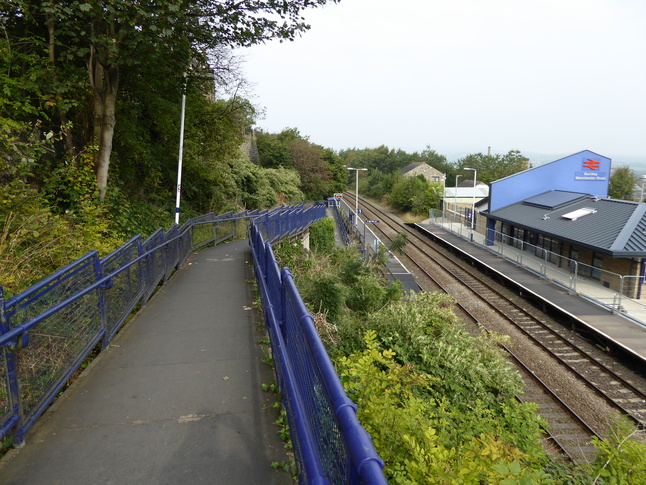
[0,240,291,484]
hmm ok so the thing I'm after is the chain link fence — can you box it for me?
[0,211,250,445]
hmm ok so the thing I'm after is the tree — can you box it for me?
[288,139,331,200]
[3,0,340,199]
[256,128,345,200]
[321,147,347,194]
[388,175,429,213]
[338,145,417,174]
[455,150,530,184]
[257,130,293,169]
[609,166,639,201]
[419,146,449,171]
[365,170,397,200]
[420,146,456,184]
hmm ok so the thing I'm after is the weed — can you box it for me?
[261,381,278,393]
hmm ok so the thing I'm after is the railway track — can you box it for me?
[346,193,646,463]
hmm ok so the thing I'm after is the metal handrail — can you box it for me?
[248,208,387,484]
[0,212,248,444]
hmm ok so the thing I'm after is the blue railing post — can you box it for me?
[93,254,110,350]
[0,286,24,446]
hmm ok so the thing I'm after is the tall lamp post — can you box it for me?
[640,175,646,202]
[454,174,461,219]
[175,73,187,225]
[441,173,446,216]
[347,167,367,225]
[464,168,477,230]
[174,60,213,225]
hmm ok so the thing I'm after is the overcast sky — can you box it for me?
[241,0,646,168]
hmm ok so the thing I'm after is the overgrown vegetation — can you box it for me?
[0,1,345,296]
[274,218,646,484]
[256,129,347,200]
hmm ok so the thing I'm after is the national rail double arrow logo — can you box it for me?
[583,158,600,171]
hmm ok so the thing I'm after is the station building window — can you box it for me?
[538,235,560,264]
[569,247,579,272]
[512,227,525,250]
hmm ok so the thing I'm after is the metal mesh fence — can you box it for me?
[283,289,348,483]
[5,253,99,329]
[0,210,245,445]
[142,229,165,303]
[16,288,102,420]
[192,217,216,249]
[248,210,387,484]
[164,226,180,280]
[0,203,375,478]
[0,348,12,430]
[101,237,144,339]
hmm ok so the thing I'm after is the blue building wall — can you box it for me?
[489,150,611,212]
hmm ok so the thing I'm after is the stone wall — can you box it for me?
[403,163,444,183]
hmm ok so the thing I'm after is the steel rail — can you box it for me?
[353,194,646,427]
[348,194,646,462]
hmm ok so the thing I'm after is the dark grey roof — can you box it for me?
[523,191,585,210]
[485,191,646,257]
[399,162,425,174]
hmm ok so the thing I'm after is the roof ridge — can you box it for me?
[609,203,646,252]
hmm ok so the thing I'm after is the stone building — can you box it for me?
[399,162,444,184]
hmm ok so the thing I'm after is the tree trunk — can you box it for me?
[46,13,77,160]
[95,79,118,200]
[87,45,119,200]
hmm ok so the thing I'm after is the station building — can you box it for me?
[481,150,646,298]
[444,182,489,215]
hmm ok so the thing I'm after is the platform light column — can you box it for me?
[465,167,477,230]
[347,167,367,225]
[454,174,461,222]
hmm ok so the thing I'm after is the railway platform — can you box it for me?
[414,223,646,365]
[338,199,420,292]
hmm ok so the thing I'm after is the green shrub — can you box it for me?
[304,274,345,322]
[345,275,387,313]
[273,240,313,275]
[309,218,336,253]
[345,275,402,315]
[337,331,550,484]
[351,292,524,410]
[0,182,124,296]
[338,256,370,286]
[589,414,646,484]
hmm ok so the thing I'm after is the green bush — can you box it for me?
[345,275,402,315]
[277,227,645,484]
[0,181,124,296]
[273,240,314,275]
[337,331,551,484]
[345,292,524,410]
[305,274,345,322]
[588,414,646,484]
[309,218,336,253]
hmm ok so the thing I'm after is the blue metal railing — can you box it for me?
[0,211,246,445]
[0,203,387,484]
[249,205,387,484]
[332,204,351,245]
